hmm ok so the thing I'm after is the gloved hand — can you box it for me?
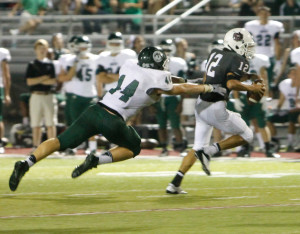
[260,96,267,111]
[234,98,244,112]
[208,84,227,96]
[273,60,281,77]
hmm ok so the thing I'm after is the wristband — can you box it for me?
[203,84,213,93]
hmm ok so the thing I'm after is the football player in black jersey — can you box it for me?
[166,28,266,194]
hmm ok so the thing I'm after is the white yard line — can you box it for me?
[0,203,299,219]
[1,185,300,197]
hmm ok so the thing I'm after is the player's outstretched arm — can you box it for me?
[157,83,213,95]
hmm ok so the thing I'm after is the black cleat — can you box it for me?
[194,150,211,176]
[72,153,99,178]
[9,161,29,191]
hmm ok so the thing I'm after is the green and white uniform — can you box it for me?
[98,48,137,92]
[245,20,284,85]
[156,56,188,129]
[67,52,100,124]
[58,59,173,155]
[0,48,11,121]
[58,53,76,126]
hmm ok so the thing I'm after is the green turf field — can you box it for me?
[1,156,300,234]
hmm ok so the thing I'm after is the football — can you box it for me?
[247,79,264,104]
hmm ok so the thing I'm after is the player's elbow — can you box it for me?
[226,80,236,90]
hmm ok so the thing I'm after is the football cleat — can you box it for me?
[166,183,187,194]
[72,152,99,178]
[159,148,169,157]
[9,161,29,191]
[194,149,211,176]
[266,152,281,158]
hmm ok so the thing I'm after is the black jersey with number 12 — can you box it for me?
[200,48,249,102]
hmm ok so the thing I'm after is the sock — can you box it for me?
[23,117,29,125]
[97,151,113,165]
[256,133,264,149]
[265,142,270,152]
[171,170,184,187]
[24,155,36,167]
[88,140,97,151]
[287,134,294,146]
[203,143,220,156]
[161,143,167,149]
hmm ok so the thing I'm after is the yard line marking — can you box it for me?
[1,203,300,219]
[212,196,258,200]
[96,171,300,178]
[1,185,300,197]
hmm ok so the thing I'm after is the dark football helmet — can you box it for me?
[74,35,92,55]
[67,35,79,53]
[107,32,124,53]
[159,39,175,56]
[138,46,168,70]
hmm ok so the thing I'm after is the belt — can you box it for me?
[31,91,51,95]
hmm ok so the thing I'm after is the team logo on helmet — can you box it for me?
[153,51,164,63]
[233,32,243,41]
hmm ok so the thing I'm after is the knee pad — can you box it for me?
[241,126,253,144]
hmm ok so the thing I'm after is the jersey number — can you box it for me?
[109,75,139,103]
[256,34,271,46]
[77,65,92,81]
[206,52,223,77]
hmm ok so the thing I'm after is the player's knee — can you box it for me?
[241,127,253,144]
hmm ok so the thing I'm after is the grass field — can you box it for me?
[1,155,300,234]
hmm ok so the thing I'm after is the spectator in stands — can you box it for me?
[130,35,146,54]
[0,47,12,153]
[59,0,82,15]
[279,0,300,15]
[154,39,188,156]
[81,0,118,34]
[238,0,264,16]
[267,67,300,152]
[147,0,167,14]
[244,6,285,96]
[49,33,70,60]
[119,0,143,32]
[9,0,47,35]
[25,39,57,149]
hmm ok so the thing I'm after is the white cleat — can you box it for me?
[166,183,187,194]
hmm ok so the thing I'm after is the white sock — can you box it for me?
[97,151,113,165]
[88,140,97,151]
[23,117,29,125]
[288,134,294,146]
[203,143,220,156]
[256,133,265,149]
[24,155,36,167]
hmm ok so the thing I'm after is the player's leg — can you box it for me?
[194,102,253,174]
[9,104,102,191]
[166,110,213,194]
[72,105,141,178]
[154,100,168,156]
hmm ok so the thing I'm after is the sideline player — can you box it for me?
[166,28,265,194]
[9,46,227,191]
[244,6,284,92]
[0,47,11,153]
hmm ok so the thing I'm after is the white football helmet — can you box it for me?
[223,28,255,60]
[74,35,92,56]
[106,32,124,54]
